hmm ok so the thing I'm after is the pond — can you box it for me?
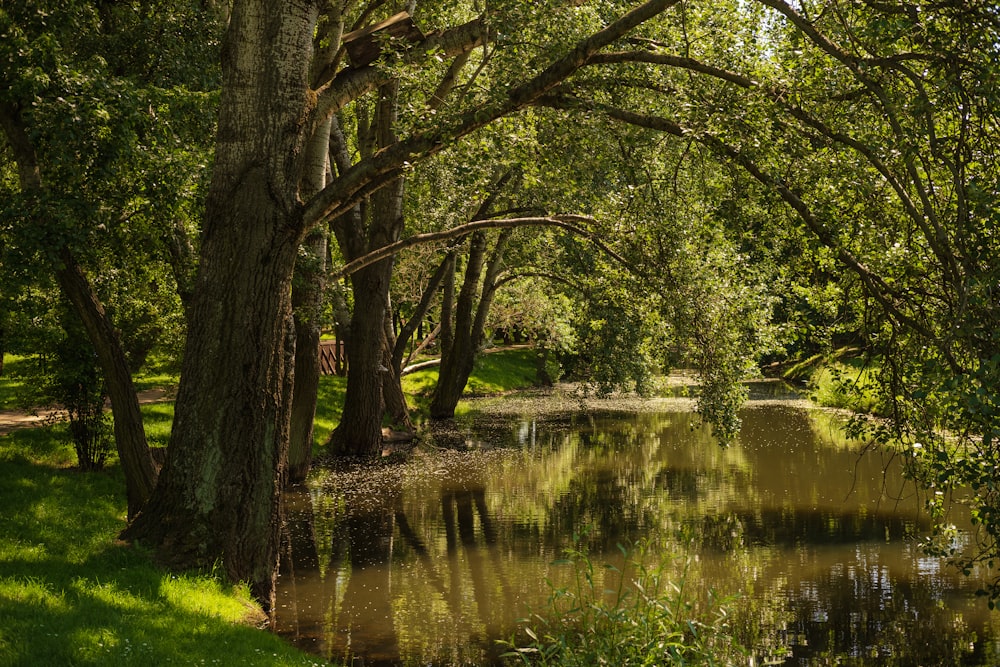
[274,384,1000,665]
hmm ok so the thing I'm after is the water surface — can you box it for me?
[275,392,1000,665]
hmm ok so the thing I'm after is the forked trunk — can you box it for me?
[328,259,392,457]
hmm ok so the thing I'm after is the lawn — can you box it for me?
[0,397,326,667]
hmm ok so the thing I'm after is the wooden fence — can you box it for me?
[318,340,347,376]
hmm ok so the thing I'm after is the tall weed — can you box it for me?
[501,538,747,666]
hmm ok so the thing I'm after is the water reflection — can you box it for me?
[275,402,1000,666]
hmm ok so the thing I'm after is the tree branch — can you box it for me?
[331,215,634,279]
[560,100,961,371]
[303,0,682,231]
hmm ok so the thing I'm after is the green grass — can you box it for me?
[466,347,539,394]
[402,347,539,399]
[0,355,29,411]
[781,348,885,415]
[0,428,328,667]
[313,375,347,446]
[141,402,175,449]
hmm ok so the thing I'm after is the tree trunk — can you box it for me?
[429,230,510,419]
[391,250,453,373]
[381,309,413,432]
[288,228,327,484]
[56,251,158,518]
[329,81,407,457]
[121,0,319,615]
[328,257,392,456]
[430,233,487,418]
[288,113,333,485]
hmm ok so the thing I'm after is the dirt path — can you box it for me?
[0,388,172,436]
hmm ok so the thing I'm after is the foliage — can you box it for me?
[0,0,216,389]
[500,538,747,666]
[807,359,883,416]
[0,426,327,667]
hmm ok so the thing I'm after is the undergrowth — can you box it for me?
[500,538,748,666]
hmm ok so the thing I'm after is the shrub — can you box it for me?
[501,539,747,666]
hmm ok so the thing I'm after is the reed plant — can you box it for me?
[501,539,747,666]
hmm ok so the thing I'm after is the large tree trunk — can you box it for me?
[329,81,407,458]
[121,0,318,614]
[328,257,393,456]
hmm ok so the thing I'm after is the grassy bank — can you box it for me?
[780,348,884,415]
[0,422,326,666]
[400,346,540,415]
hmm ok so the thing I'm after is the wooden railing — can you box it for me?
[318,340,347,376]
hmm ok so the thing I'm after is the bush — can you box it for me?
[66,400,112,471]
[500,538,747,666]
[47,323,113,470]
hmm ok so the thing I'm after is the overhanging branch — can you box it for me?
[331,215,635,279]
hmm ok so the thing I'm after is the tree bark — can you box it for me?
[328,257,393,456]
[55,252,158,518]
[121,0,319,614]
[287,226,327,484]
[430,232,488,419]
[329,79,408,457]
[381,307,413,432]
[288,111,333,485]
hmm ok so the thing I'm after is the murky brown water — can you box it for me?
[275,388,1000,665]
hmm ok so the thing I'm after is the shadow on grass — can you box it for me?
[0,430,326,667]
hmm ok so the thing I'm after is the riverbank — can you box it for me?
[0,421,328,666]
[0,350,749,666]
[0,348,544,667]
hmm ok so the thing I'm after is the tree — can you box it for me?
[0,0,218,516]
[535,0,1000,588]
[122,0,685,613]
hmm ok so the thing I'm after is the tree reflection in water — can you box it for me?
[276,403,1000,666]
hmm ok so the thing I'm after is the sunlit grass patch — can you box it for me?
[0,425,327,667]
[466,348,538,395]
[0,354,28,411]
[403,347,539,399]
[313,375,347,447]
[141,401,175,448]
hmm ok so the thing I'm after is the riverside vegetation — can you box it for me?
[1,350,751,666]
